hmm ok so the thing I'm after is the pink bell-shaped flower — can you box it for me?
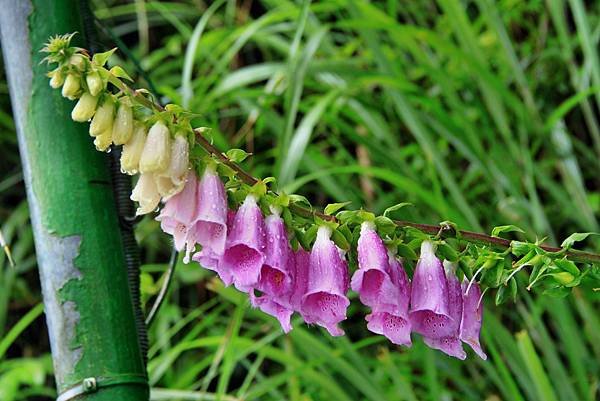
[187,167,228,264]
[365,252,412,346]
[156,173,198,252]
[301,226,350,336]
[219,194,266,292]
[409,240,454,339]
[251,212,295,332]
[459,281,487,360]
[351,222,399,310]
[423,261,466,359]
[193,209,235,285]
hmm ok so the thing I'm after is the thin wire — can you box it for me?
[145,247,178,327]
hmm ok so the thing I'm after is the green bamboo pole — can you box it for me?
[0,1,148,400]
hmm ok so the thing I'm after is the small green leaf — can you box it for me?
[294,227,311,251]
[92,48,116,66]
[542,285,571,298]
[289,194,312,209]
[560,232,599,249]
[437,242,459,262]
[396,243,417,260]
[109,65,133,81]
[324,202,352,216]
[383,202,412,217]
[491,225,525,238]
[332,229,350,251]
[336,210,361,225]
[495,278,517,305]
[226,148,251,163]
[374,216,396,236]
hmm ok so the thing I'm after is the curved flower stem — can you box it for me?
[194,130,600,265]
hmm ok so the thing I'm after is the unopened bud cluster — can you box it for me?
[42,34,191,214]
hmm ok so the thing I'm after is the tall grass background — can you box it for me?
[1,1,599,400]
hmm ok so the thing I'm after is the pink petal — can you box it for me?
[366,311,412,346]
[156,174,198,252]
[409,241,454,339]
[460,281,487,360]
[301,226,349,336]
[220,195,266,291]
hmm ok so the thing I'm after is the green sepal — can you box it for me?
[92,48,116,66]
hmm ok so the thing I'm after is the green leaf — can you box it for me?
[336,210,361,225]
[383,202,412,217]
[437,242,459,262]
[491,224,525,238]
[226,148,251,163]
[396,243,418,260]
[374,216,396,236]
[289,194,312,209]
[109,65,133,81]
[332,229,351,251]
[560,232,599,249]
[92,48,116,66]
[324,202,352,216]
[496,277,518,305]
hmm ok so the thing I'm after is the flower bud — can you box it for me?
[131,173,161,215]
[89,97,115,137]
[121,124,146,175]
[111,99,134,145]
[156,134,189,198]
[71,92,99,122]
[93,128,113,152]
[139,121,171,173]
[69,54,86,71]
[61,73,81,99]
[49,69,64,88]
[86,70,103,96]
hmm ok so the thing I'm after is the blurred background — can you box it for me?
[1,0,600,400]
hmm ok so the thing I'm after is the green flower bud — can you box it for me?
[552,271,575,286]
[86,70,103,97]
[61,73,81,100]
[139,121,171,173]
[94,128,113,152]
[48,69,64,88]
[71,92,99,122]
[120,124,147,175]
[111,100,134,145]
[89,97,115,137]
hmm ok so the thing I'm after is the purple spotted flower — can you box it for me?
[251,212,294,332]
[351,222,399,309]
[301,226,350,336]
[365,252,412,346]
[156,173,198,252]
[186,167,228,265]
[423,261,466,360]
[460,281,487,360]
[219,194,266,292]
[409,241,455,339]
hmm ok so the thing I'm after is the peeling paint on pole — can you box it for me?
[0,0,148,399]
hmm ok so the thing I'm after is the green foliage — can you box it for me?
[2,0,600,400]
